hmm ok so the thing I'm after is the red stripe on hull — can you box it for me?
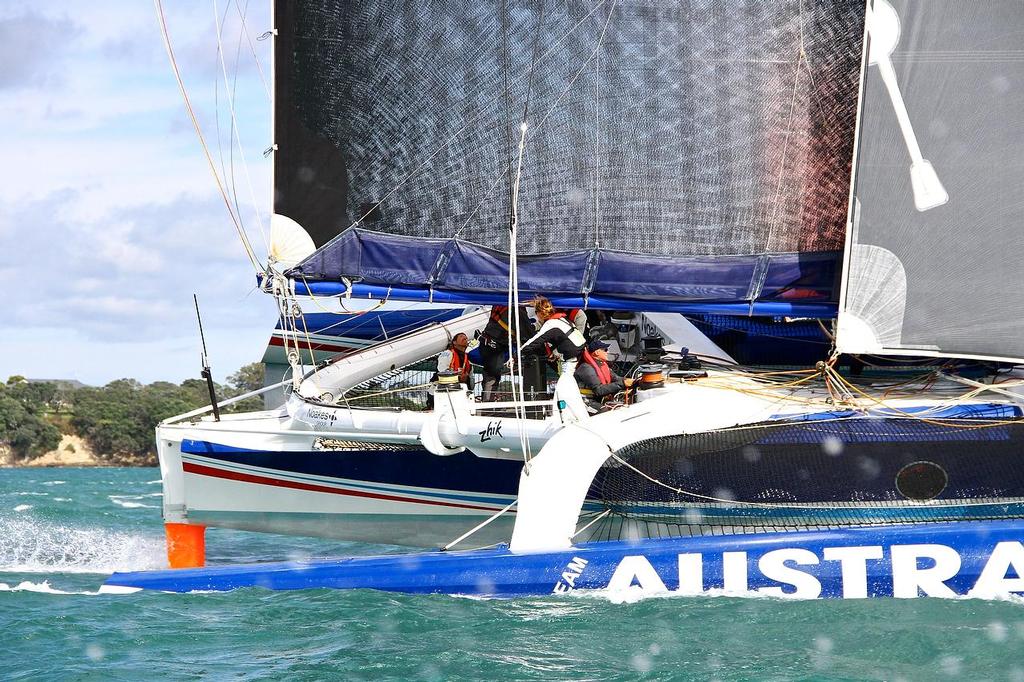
[182,461,499,512]
[267,336,362,354]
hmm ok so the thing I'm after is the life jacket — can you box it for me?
[448,346,469,376]
[543,312,567,360]
[489,305,510,330]
[482,305,512,343]
[581,349,612,384]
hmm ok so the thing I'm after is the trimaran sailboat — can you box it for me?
[109,0,1024,599]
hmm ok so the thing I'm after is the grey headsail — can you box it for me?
[838,0,1024,361]
[276,0,866,307]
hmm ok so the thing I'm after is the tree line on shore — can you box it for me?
[1,363,265,463]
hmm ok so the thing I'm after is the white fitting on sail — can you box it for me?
[269,214,316,269]
[867,0,948,212]
[837,243,907,355]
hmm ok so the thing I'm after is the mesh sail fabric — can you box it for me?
[839,0,1024,361]
[278,0,865,299]
[590,417,1024,534]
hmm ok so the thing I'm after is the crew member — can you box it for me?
[575,339,632,413]
[479,304,533,401]
[433,332,474,389]
[519,296,587,375]
[568,307,588,339]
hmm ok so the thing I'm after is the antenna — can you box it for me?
[194,294,221,421]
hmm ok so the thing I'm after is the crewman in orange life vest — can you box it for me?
[433,332,474,389]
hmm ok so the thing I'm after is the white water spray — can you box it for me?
[0,518,166,574]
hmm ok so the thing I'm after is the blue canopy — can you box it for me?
[287,229,840,317]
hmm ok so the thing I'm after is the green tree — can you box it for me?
[0,383,61,458]
[225,362,266,412]
[228,362,265,394]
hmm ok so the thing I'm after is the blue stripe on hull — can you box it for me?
[181,440,523,496]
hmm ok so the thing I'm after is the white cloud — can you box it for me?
[1,1,279,384]
[0,12,80,90]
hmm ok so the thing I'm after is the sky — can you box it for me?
[0,1,280,385]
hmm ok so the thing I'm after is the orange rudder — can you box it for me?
[165,522,206,568]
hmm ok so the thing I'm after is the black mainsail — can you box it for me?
[276,0,865,313]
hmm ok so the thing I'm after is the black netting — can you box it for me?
[275,0,864,253]
[582,417,1024,539]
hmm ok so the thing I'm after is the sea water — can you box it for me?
[2,468,1024,681]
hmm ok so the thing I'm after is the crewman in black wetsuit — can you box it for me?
[519,296,587,377]
[478,305,533,401]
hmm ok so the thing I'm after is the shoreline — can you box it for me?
[0,435,156,468]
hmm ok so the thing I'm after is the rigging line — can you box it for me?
[501,0,514,236]
[509,127,531,461]
[306,302,438,338]
[572,508,611,539]
[508,0,547,464]
[823,366,1024,429]
[528,0,618,134]
[226,0,253,251]
[297,273,388,317]
[594,0,617,250]
[214,0,271,255]
[441,498,518,552]
[508,125,531,461]
[347,0,613,231]
[298,308,318,369]
[212,0,243,255]
[154,0,261,271]
[452,164,509,240]
[519,0,547,128]
[233,0,271,101]
[764,1,807,253]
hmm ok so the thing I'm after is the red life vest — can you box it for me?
[581,349,611,384]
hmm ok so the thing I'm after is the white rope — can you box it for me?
[213,0,270,255]
[441,498,518,551]
[233,0,272,101]
[572,509,611,540]
[508,121,533,464]
[153,0,261,272]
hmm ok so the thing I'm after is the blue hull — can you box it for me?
[105,520,1024,599]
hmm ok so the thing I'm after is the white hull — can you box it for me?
[158,409,527,548]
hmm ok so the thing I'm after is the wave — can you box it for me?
[0,580,102,595]
[0,518,166,574]
[108,495,159,510]
[13,505,33,512]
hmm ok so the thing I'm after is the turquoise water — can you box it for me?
[3,468,1024,680]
